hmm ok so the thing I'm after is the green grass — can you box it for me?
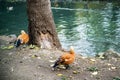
[113,76,120,80]
[87,67,99,72]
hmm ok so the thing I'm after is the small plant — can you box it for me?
[61,76,67,80]
[87,67,98,72]
[113,76,120,80]
[61,76,68,80]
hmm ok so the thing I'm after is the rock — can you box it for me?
[9,34,17,39]
[103,49,120,59]
[8,34,17,44]
[91,71,98,76]
[96,49,120,60]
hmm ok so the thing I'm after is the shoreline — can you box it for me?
[0,35,120,80]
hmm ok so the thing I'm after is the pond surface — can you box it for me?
[0,1,120,56]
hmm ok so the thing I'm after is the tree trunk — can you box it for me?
[27,0,61,49]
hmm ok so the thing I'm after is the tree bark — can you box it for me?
[27,0,61,49]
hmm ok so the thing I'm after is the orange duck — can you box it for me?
[52,46,75,70]
[15,30,29,47]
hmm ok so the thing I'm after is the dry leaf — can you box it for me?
[37,57,41,59]
[90,59,96,62]
[107,63,112,66]
[111,67,116,70]
[73,71,78,74]
[57,73,63,76]
[49,60,56,63]
[8,45,14,49]
[50,64,54,67]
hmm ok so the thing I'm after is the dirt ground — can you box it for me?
[0,36,120,80]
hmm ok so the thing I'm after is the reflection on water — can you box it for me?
[0,1,120,56]
[0,2,28,35]
[52,2,120,56]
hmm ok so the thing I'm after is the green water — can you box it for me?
[0,1,120,56]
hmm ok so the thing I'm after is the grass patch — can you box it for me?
[87,67,99,72]
[113,76,120,80]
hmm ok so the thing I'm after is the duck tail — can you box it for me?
[53,57,63,68]
[14,39,21,47]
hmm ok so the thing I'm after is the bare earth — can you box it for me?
[0,36,120,80]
